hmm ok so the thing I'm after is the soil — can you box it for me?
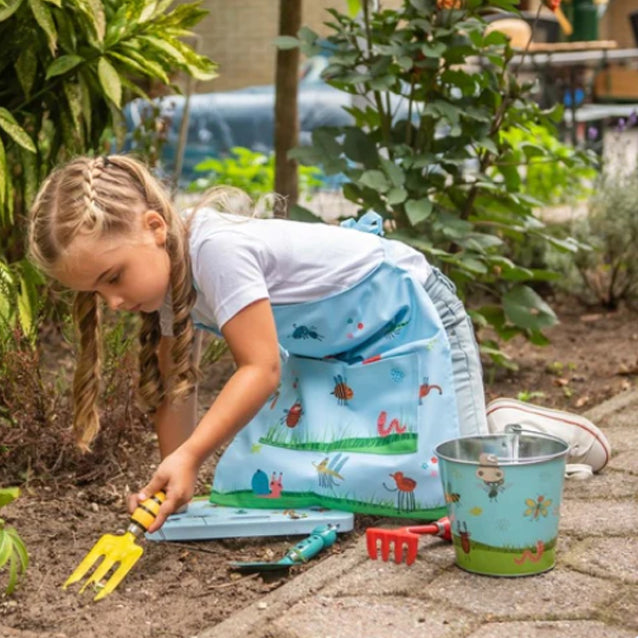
[1,295,637,638]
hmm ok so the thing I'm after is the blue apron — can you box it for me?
[208,216,460,519]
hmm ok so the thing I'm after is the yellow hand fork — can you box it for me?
[63,491,165,601]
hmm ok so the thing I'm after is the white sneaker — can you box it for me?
[486,398,611,475]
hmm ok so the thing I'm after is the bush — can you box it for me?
[549,171,638,309]
[285,0,596,362]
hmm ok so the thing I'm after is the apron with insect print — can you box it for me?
[209,214,461,519]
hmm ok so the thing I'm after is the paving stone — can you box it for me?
[602,587,638,631]
[563,469,638,499]
[466,620,636,637]
[560,499,637,536]
[605,425,638,453]
[322,539,455,597]
[585,390,638,427]
[426,568,617,619]
[270,595,480,638]
[564,537,638,583]
[609,450,638,474]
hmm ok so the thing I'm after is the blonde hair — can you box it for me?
[28,155,197,451]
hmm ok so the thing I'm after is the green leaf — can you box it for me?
[0,0,24,21]
[0,531,12,570]
[6,527,28,573]
[0,137,5,213]
[28,0,57,54]
[0,108,36,152]
[359,170,390,193]
[386,186,407,205]
[343,128,377,168]
[15,260,40,340]
[0,487,19,508]
[63,80,84,135]
[97,56,122,108]
[347,0,361,17]
[6,544,19,594]
[288,204,322,223]
[19,145,38,209]
[405,198,432,225]
[45,54,84,79]
[138,34,187,65]
[14,48,38,98]
[379,158,405,187]
[459,255,487,274]
[503,285,557,332]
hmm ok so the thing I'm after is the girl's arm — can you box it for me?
[138,298,281,531]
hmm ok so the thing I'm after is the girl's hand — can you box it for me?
[129,445,200,533]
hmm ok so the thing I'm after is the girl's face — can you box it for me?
[54,211,171,313]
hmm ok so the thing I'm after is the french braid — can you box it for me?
[28,155,198,449]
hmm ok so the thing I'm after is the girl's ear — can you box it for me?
[142,210,168,246]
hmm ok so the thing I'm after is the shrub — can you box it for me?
[0,0,216,352]
[285,0,596,361]
[549,170,638,309]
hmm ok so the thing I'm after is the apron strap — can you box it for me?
[340,210,384,236]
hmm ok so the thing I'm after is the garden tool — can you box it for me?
[229,523,338,573]
[542,0,573,36]
[366,517,451,566]
[63,491,165,601]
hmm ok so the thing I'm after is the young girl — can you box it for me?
[28,155,610,531]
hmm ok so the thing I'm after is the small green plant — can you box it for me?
[0,487,28,595]
[516,390,546,402]
[189,147,323,205]
[546,360,576,376]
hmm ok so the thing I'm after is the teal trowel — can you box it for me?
[229,524,338,573]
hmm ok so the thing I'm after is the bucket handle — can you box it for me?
[504,423,522,462]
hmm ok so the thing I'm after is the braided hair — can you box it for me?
[28,155,197,450]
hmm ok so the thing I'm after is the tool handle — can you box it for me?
[286,524,337,563]
[554,7,573,37]
[405,517,452,542]
[130,491,166,532]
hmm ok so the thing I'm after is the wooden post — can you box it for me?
[274,0,302,218]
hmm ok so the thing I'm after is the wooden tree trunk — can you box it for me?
[274,0,301,218]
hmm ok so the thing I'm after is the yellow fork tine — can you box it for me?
[63,535,113,589]
[93,544,144,602]
[63,491,166,601]
[79,555,116,594]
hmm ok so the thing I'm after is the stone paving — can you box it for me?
[198,390,638,638]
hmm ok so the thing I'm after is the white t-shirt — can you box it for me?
[160,209,431,334]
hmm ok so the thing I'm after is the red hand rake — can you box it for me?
[366,517,452,566]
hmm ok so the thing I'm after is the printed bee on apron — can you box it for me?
[331,375,354,405]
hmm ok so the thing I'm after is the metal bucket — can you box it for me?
[435,425,569,577]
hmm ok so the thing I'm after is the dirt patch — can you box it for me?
[1,296,637,638]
